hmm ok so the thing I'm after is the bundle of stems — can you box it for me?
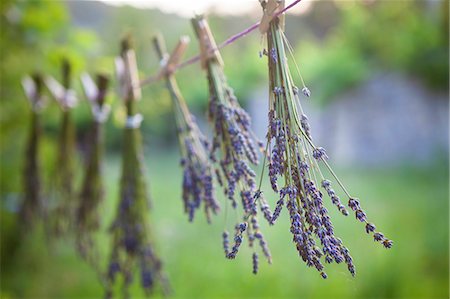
[258,0,392,278]
[20,73,45,228]
[152,34,219,223]
[76,74,110,269]
[106,37,169,298]
[47,59,78,237]
[192,16,271,273]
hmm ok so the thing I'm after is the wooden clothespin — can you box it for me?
[191,16,224,69]
[115,36,141,102]
[81,73,111,123]
[80,73,109,106]
[44,59,77,110]
[259,0,285,34]
[80,73,98,104]
[22,72,45,111]
[156,36,190,79]
[22,73,43,107]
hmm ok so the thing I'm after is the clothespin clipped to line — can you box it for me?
[157,36,190,79]
[80,73,109,105]
[81,73,111,123]
[139,35,190,86]
[44,76,77,110]
[115,37,141,102]
[22,73,46,112]
[43,59,78,110]
[259,0,285,34]
[192,15,224,69]
[44,63,77,111]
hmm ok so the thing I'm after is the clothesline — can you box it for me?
[139,0,302,87]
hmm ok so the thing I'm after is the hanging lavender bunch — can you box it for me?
[75,74,111,268]
[152,34,219,223]
[257,0,392,278]
[192,16,272,272]
[44,59,78,237]
[20,73,46,228]
[106,38,169,298]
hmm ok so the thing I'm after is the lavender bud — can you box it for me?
[365,223,376,234]
[222,231,230,255]
[355,209,367,222]
[382,239,393,249]
[238,222,248,232]
[302,87,311,97]
[270,48,277,63]
[348,197,360,211]
[373,232,384,242]
[312,147,328,160]
[273,86,283,96]
[141,270,153,289]
[252,252,259,274]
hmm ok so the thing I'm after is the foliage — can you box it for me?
[1,152,448,298]
[296,1,448,105]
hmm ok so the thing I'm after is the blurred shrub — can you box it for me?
[295,0,448,105]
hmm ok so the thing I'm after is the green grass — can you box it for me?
[1,151,448,299]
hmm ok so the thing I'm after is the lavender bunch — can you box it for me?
[106,38,169,298]
[192,16,272,271]
[257,0,392,278]
[20,73,45,228]
[75,74,110,269]
[45,59,78,237]
[152,34,219,223]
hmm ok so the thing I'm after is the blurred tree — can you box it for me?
[296,0,449,105]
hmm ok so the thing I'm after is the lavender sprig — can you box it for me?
[76,74,110,270]
[153,35,220,223]
[46,59,78,237]
[106,38,169,298]
[259,0,392,278]
[192,16,271,272]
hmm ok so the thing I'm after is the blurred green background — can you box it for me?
[0,0,448,298]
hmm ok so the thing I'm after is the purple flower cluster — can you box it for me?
[205,62,272,272]
[107,198,170,297]
[178,117,220,223]
[263,104,393,277]
[321,180,348,216]
[106,123,169,297]
[347,197,393,248]
[261,20,393,277]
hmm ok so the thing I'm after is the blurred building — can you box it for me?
[250,72,449,167]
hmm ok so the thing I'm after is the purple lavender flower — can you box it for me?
[223,231,230,255]
[348,197,360,211]
[365,223,376,233]
[260,13,393,279]
[270,48,278,63]
[193,16,271,273]
[273,86,283,96]
[252,252,259,274]
[302,87,311,97]
[313,147,328,160]
[300,114,312,140]
[373,232,384,242]
[355,209,367,222]
[321,179,349,216]
[382,239,393,249]
[178,119,220,223]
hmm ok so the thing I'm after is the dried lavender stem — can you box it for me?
[153,34,218,222]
